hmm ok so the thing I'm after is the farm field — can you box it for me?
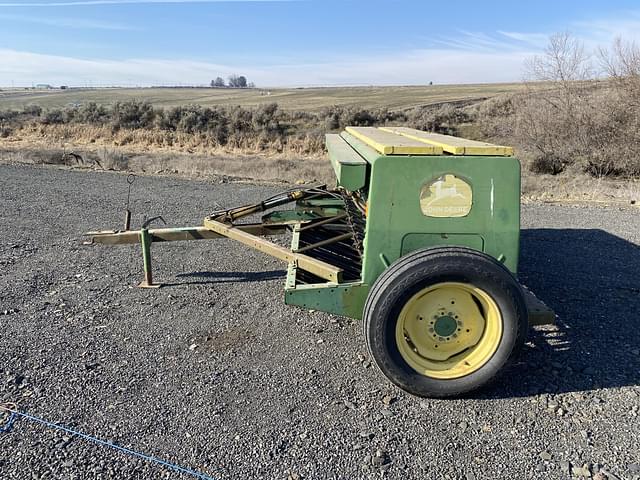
[0,83,525,111]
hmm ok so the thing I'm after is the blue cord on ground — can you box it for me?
[0,404,220,480]
[0,409,17,434]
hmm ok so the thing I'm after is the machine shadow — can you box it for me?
[479,228,640,398]
[166,270,286,286]
[166,230,639,398]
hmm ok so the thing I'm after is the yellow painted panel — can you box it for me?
[380,127,513,156]
[345,126,442,155]
[345,126,392,154]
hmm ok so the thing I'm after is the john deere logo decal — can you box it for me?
[420,174,473,218]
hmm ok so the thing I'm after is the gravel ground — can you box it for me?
[1,163,639,480]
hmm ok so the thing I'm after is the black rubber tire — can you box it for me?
[364,246,528,398]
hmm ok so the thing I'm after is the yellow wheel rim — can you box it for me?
[395,282,502,379]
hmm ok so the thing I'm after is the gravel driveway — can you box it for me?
[1,164,639,480]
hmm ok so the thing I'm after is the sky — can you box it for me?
[1,0,640,87]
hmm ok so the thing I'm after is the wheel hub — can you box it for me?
[395,282,503,379]
[433,315,458,337]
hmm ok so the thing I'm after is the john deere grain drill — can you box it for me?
[86,126,554,398]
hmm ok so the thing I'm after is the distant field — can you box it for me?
[0,83,524,112]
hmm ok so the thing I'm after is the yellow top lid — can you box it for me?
[379,127,513,156]
[345,126,443,155]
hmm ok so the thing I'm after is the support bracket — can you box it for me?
[138,228,160,288]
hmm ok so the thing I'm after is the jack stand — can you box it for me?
[138,228,160,288]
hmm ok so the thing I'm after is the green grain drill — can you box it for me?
[86,126,554,398]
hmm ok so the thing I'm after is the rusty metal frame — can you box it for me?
[85,223,294,288]
[84,185,349,287]
[85,224,289,245]
[203,218,343,283]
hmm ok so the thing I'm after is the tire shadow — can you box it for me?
[484,228,640,398]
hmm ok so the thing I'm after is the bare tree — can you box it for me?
[516,32,598,172]
[599,37,640,105]
[524,32,593,123]
[525,32,592,84]
[491,32,640,176]
[599,37,640,77]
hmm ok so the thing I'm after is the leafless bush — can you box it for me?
[0,124,12,138]
[481,33,640,177]
[97,147,129,170]
[525,32,593,83]
[517,33,596,173]
[599,37,640,103]
[407,104,471,134]
[473,95,515,138]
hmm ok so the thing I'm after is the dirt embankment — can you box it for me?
[0,130,334,186]
[1,137,639,206]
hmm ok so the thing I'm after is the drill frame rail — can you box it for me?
[84,185,346,287]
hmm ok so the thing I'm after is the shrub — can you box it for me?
[529,154,568,175]
[155,106,182,131]
[322,106,343,130]
[319,106,406,131]
[22,105,42,117]
[0,110,19,122]
[111,100,156,129]
[41,109,65,125]
[252,103,282,135]
[76,102,110,124]
[228,106,253,135]
[97,147,129,170]
[0,125,12,138]
[347,109,377,126]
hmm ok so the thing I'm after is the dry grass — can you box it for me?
[521,169,640,204]
[2,122,326,158]
[0,141,334,186]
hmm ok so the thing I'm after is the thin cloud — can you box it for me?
[0,0,292,6]
[434,30,543,54]
[0,13,135,29]
[438,17,640,58]
[573,15,640,47]
[498,31,549,49]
